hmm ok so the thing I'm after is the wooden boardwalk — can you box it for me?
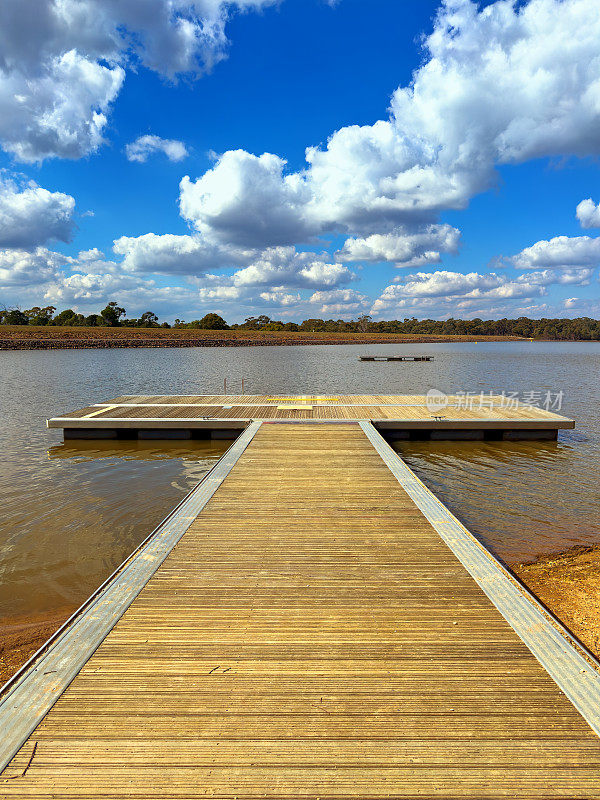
[3,422,600,797]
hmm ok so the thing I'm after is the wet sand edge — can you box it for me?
[513,544,600,657]
[0,606,76,687]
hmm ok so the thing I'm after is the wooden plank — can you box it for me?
[47,394,575,433]
[2,422,600,797]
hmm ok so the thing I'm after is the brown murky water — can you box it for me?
[1,341,599,627]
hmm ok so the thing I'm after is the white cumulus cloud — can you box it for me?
[0,244,204,312]
[197,285,243,302]
[335,224,461,267]
[0,50,124,163]
[396,271,508,298]
[308,288,370,315]
[508,235,600,270]
[0,175,76,248]
[372,270,551,315]
[113,232,251,274]
[125,135,188,163]
[576,198,600,229]
[230,247,354,288]
[182,246,358,311]
[178,0,600,250]
[179,151,314,247]
[259,290,301,306]
[0,246,69,287]
[0,0,280,161]
[517,267,593,285]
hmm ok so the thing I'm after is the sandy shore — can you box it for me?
[1,546,599,687]
[514,545,600,656]
[0,606,76,687]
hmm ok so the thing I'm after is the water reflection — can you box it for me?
[47,438,224,463]
[0,439,227,618]
[396,434,600,563]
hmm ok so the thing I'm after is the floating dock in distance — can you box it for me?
[359,354,434,361]
[3,421,600,797]
[47,393,575,440]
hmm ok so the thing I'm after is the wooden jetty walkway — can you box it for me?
[3,412,600,797]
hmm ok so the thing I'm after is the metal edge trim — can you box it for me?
[47,417,253,426]
[47,417,574,430]
[0,420,262,773]
[359,420,600,738]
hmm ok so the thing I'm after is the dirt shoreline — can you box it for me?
[513,545,600,656]
[0,605,77,687]
[0,326,525,350]
[2,545,600,687]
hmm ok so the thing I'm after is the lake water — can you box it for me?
[1,341,599,624]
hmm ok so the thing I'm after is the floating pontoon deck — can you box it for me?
[47,393,574,440]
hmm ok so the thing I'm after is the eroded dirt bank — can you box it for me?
[514,545,600,656]
[0,325,523,350]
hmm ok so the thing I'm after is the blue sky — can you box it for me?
[0,0,599,322]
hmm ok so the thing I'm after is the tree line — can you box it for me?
[233,314,600,339]
[1,304,599,339]
[0,302,165,328]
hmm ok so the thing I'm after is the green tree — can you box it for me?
[193,313,229,330]
[52,309,79,326]
[299,318,327,332]
[240,315,272,330]
[100,301,126,326]
[1,307,28,325]
[138,311,159,328]
[24,305,56,325]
